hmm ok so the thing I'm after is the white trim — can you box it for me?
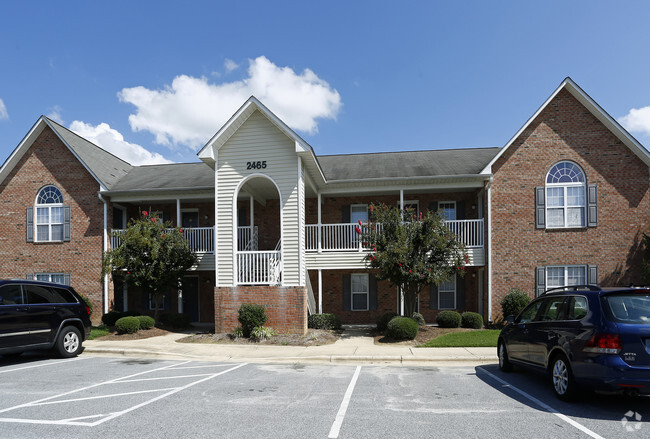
[545,161,587,229]
[213,150,219,286]
[544,265,588,289]
[486,177,493,321]
[298,156,304,286]
[438,274,457,310]
[350,273,369,311]
[318,269,323,314]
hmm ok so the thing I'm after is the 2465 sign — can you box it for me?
[246,161,267,170]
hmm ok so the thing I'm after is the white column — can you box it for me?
[177,280,183,314]
[318,269,323,314]
[176,199,181,227]
[399,287,404,316]
[249,195,254,229]
[486,177,493,322]
[214,151,219,286]
[399,189,404,210]
[317,192,322,253]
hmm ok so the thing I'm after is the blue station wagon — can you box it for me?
[498,285,650,400]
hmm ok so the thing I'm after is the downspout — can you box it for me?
[486,176,493,323]
[98,192,109,315]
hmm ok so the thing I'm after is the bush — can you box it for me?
[137,315,155,330]
[376,312,398,332]
[461,312,483,329]
[249,326,276,342]
[159,313,191,329]
[238,304,268,337]
[500,288,532,320]
[387,317,419,340]
[412,312,426,326]
[308,313,342,330]
[231,326,244,339]
[436,311,461,328]
[115,316,140,334]
[79,293,93,316]
[102,311,124,327]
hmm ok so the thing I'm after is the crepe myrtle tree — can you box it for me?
[356,203,468,318]
[102,211,197,323]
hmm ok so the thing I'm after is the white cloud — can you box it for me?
[69,121,173,165]
[619,106,650,138]
[224,58,239,73]
[118,56,342,150]
[46,105,64,124]
[0,98,8,120]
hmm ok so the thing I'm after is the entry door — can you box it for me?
[182,277,200,322]
[181,211,199,228]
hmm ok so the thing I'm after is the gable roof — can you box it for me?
[0,116,132,191]
[109,162,214,192]
[481,77,650,174]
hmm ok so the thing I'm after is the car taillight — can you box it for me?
[583,333,622,354]
[85,305,91,316]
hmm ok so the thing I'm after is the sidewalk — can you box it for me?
[83,327,498,366]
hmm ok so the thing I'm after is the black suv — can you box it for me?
[498,285,650,400]
[0,279,92,358]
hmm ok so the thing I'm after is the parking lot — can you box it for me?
[0,354,648,438]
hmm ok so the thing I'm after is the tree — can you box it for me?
[102,211,197,323]
[357,204,468,318]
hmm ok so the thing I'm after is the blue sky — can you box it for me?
[2,1,650,165]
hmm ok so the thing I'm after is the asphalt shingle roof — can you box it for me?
[110,162,215,191]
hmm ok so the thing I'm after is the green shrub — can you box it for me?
[231,326,244,339]
[249,326,276,342]
[500,288,532,320]
[308,313,342,330]
[386,316,419,340]
[115,316,140,334]
[136,315,155,330]
[159,312,192,329]
[238,304,268,337]
[461,312,483,329]
[412,312,426,326]
[102,311,124,326]
[436,310,461,328]
[376,312,398,332]
[79,293,93,316]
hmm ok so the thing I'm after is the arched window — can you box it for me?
[35,185,65,241]
[545,161,586,228]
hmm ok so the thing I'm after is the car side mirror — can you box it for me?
[506,315,515,324]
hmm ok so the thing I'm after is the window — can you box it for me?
[438,275,456,309]
[350,205,368,223]
[35,185,64,241]
[538,297,568,321]
[518,300,543,323]
[0,284,24,305]
[546,266,586,289]
[35,273,66,285]
[545,161,586,228]
[149,293,166,310]
[438,202,456,221]
[351,273,369,311]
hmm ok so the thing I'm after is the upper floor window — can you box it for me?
[27,185,70,243]
[545,161,585,228]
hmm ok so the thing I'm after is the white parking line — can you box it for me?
[479,368,605,439]
[0,356,88,374]
[30,388,178,406]
[328,365,361,439]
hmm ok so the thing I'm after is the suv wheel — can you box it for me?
[498,341,513,372]
[551,354,577,401]
[55,326,82,358]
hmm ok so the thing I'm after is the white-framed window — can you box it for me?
[350,204,368,223]
[149,293,165,310]
[438,275,456,309]
[438,201,456,221]
[546,265,587,288]
[351,273,369,311]
[545,161,586,228]
[35,273,66,285]
[35,185,64,242]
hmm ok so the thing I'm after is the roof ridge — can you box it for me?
[318,146,500,158]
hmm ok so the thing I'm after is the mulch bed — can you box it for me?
[375,326,474,346]
[96,327,172,341]
[177,329,341,346]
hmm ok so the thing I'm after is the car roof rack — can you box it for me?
[542,285,602,295]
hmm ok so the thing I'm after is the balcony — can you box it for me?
[110,227,215,253]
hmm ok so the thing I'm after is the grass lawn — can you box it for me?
[417,329,500,348]
[89,325,110,340]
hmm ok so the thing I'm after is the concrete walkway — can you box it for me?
[83,327,498,366]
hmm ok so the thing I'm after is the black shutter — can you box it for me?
[587,184,598,227]
[428,202,438,213]
[342,274,351,311]
[342,205,350,223]
[536,267,546,296]
[26,207,34,242]
[456,202,466,220]
[588,265,598,285]
[369,274,378,311]
[429,283,438,309]
[63,206,71,241]
[456,275,465,310]
[535,187,545,229]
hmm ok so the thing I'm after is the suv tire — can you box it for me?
[498,341,513,372]
[55,326,82,358]
[551,354,577,401]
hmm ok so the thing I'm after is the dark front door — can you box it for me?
[182,212,199,228]
[182,277,200,322]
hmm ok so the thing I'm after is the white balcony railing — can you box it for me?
[110,227,215,253]
[305,219,484,252]
[237,250,282,285]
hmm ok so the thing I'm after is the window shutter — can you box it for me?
[428,202,438,213]
[26,273,34,280]
[342,205,350,223]
[26,207,34,242]
[63,205,71,242]
[588,265,598,285]
[429,283,438,309]
[535,187,545,229]
[63,274,71,286]
[456,202,466,220]
[587,184,598,227]
[342,274,351,311]
[369,274,378,311]
[536,267,546,296]
[456,275,465,310]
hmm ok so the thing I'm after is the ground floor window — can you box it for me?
[149,293,166,310]
[33,273,68,285]
[438,275,456,309]
[351,273,369,311]
[546,265,586,288]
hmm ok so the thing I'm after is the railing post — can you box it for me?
[317,193,322,254]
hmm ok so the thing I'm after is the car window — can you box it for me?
[537,297,568,321]
[51,287,78,303]
[0,284,24,305]
[25,285,56,304]
[517,300,543,323]
[605,294,650,324]
[566,296,588,320]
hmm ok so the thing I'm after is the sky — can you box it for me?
[2,1,650,166]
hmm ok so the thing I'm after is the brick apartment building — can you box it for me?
[1,77,648,333]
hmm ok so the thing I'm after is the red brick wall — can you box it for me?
[0,126,105,324]
[214,285,307,334]
[490,88,650,320]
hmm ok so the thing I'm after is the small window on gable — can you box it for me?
[30,185,70,243]
[544,162,587,228]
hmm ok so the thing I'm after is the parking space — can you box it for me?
[0,356,647,438]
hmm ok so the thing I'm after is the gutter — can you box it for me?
[486,176,493,323]
[98,191,109,315]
